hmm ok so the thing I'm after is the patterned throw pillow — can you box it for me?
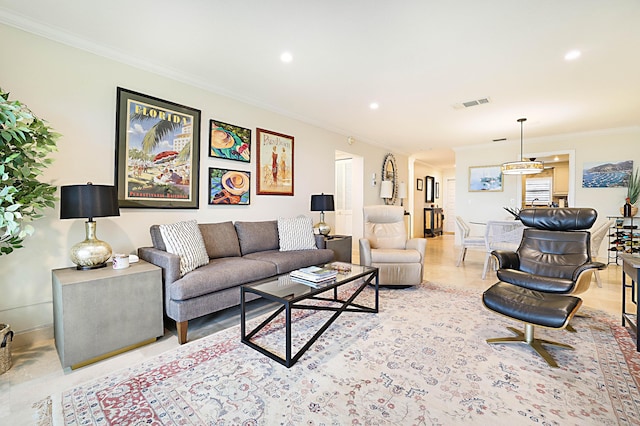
[277,216,318,251]
[159,220,209,277]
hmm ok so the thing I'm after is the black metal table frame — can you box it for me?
[621,254,639,351]
[240,267,378,368]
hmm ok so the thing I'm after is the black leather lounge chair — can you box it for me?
[482,208,606,367]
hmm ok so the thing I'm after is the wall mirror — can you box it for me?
[381,153,398,205]
[425,175,435,203]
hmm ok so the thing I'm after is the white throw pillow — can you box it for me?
[159,219,209,276]
[277,216,318,251]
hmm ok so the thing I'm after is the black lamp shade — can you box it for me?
[310,194,335,212]
[60,183,120,220]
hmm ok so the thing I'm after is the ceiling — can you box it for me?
[2,0,639,168]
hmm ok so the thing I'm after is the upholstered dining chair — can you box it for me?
[589,218,615,287]
[455,216,485,267]
[492,208,605,297]
[359,205,427,287]
[482,220,525,280]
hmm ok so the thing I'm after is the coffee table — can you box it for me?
[240,263,378,367]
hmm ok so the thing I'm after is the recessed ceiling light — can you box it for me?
[280,51,293,63]
[564,50,581,61]
[369,102,379,110]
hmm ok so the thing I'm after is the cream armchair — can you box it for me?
[359,205,427,287]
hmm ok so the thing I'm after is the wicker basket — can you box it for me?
[0,323,13,375]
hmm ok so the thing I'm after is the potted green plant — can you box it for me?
[0,88,58,255]
[622,168,640,217]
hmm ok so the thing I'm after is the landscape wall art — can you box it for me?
[582,160,632,188]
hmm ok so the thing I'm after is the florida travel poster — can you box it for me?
[116,91,203,210]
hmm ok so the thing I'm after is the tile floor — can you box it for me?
[1,234,633,425]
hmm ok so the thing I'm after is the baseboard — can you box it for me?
[11,325,54,349]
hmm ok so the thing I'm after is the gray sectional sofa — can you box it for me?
[138,220,335,344]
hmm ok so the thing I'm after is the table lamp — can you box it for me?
[380,180,393,205]
[310,193,335,236]
[60,182,120,270]
[398,181,407,207]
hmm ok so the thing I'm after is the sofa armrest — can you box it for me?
[406,238,427,261]
[314,234,326,249]
[359,238,372,266]
[138,247,181,287]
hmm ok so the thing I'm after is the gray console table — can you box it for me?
[52,259,163,369]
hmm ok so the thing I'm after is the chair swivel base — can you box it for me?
[487,324,574,368]
[483,281,582,368]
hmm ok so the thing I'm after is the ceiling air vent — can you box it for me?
[452,97,491,110]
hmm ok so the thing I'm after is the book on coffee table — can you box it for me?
[289,275,336,287]
[290,266,337,282]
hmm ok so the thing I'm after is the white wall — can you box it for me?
[454,127,640,259]
[1,24,407,333]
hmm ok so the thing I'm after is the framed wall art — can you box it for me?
[208,168,250,205]
[425,176,435,202]
[115,87,201,208]
[416,178,423,191]
[582,160,632,188]
[209,119,251,162]
[469,165,503,192]
[256,128,294,195]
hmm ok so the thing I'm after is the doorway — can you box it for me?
[335,151,364,247]
[519,150,575,208]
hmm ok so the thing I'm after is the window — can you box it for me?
[525,177,552,206]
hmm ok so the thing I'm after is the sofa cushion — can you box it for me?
[277,216,317,251]
[244,248,334,274]
[370,248,422,263]
[168,257,277,301]
[198,222,241,259]
[159,220,209,277]
[235,220,279,255]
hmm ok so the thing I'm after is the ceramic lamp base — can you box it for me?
[70,221,112,270]
[314,222,331,236]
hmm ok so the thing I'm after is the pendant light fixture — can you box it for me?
[501,118,544,175]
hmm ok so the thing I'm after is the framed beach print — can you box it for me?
[115,87,201,208]
[582,160,632,188]
[208,168,250,205]
[209,119,251,162]
[256,128,294,195]
[469,165,503,192]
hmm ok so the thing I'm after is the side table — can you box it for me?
[323,235,352,263]
[52,259,164,369]
[620,253,640,351]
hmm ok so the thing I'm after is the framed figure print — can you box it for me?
[469,165,503,192]
[115,87,201,208]
[256,128,294,195]
[208,168,250,205]
[209,119,251,162]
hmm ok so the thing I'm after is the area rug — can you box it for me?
[53,282,640,425]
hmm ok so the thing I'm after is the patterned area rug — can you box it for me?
[56,283,640,425]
